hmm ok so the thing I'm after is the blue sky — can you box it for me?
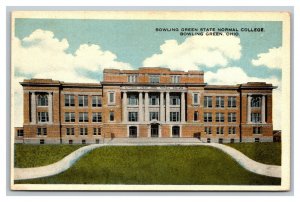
[13,18,283,129]
[15,19,282,80]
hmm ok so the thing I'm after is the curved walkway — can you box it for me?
[14,142,281,180]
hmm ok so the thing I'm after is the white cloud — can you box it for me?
[251,47,283,69]
[205,67,281,130]
[143,34,241,70]
[13,29,133,126]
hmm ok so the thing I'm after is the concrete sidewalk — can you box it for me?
[14,141,281,180]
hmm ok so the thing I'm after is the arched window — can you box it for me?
[251,96,261,107]
[37,94,48,106]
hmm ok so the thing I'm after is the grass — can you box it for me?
[225,142,281,165]
[14,144,83,168]
[15,146,281,185]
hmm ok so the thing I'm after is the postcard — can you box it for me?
[11,11,290,191]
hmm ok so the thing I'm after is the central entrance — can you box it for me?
[151,123,159,138]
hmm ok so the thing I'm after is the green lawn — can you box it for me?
[225,142,281,165]
[14,144,83,168]
[15,146,281,185]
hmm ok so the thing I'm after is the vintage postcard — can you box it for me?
[11,11,290,191]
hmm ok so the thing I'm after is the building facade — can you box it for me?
[15,67,276,144]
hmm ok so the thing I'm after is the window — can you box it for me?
[193,93,199,105]
[37,128,47,136]
[149,112,159,121]
[228,127,236,134]
[82,140,86,144]
[207,138,211,143]
[251,96,261,107]
[93,128,101,136]
[80,128,88,136]
[205,127,212,135]
[79,95,88,107]
[230,139,235,143]
[251,113,261,123]
[170,112,180,122]
[65,94,75,107]
[228,96,236,108]
[194,111,199,121]
[150,95,159,105]
[204,112,212,122]
[217,127,224,135]
[128,94,138,105]
[149,75,160,83]
[204,96,212,108]
[129,126,138,138]
[216,96,224,108]
[128,74,138,83]
[128,112,138,122]
[255,138,260,142]
[92,112,102,122]
[65,112,75,122]
[37,94,48,106]
[170,95,180,105]
[171,75,180,83]
[69,140,73,144]
[218,138,223,143]
[109,111,115,121]
[66,128,75,136]
[17,129,24,137]
[253,127,261,134]
[40,139,45,144]
[95,139,100,144]
[79,112,89,122]
[228,113,236,122]
[108,92,115,104]
[38,112,49,122]
[216,113,224,122]
[92,96,102,107]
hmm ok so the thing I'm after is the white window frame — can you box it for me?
[66,128,75,136]
[205,127,212,135]
[38,112,49,123]
[108,91,115,105]
[79,112,89,122]
[65,94,75,107]
[228,96,237,108]
[65,112,75,122]
[170,112,180,122]
[251,113,261,123]
[128,94,138,105]
[92,112,102,122]
[80,127,88,136]
[216,96,225,108]
[171,75,180,83]
[216,112,225,122]
[92,96,102,107]
[149,112,159,121]
[128,112,138,122]
[109,111,115,122]
[93,128,101,136]
[37,94,48,106]
[193,93,199,105]
[149,75,160,83]
[217,127,224,135]
[78,95,88,107]
[128,74,138,83]
[204,112,212,122]
[204,96,212,108]
[228,112,237,122]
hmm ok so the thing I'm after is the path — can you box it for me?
[14,139,281,180]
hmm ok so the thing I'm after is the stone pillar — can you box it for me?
[181,92,185,122]
[166,92,170,122]
[31,92,36,124]
[160,92,165,122]
[122,92,127,123]
[261,95,266,123]
[139,92,143,122]
[144,92,149,122]
[247,94,252,123]
[48,92,53,123]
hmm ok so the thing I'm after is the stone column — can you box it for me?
[31,92,36,124]
[48,92,53,123]
[166,92,170,122]
[160,92,165,122]
[247,94,252,123]
[261,95,266,123]
[122,92,127,123]
[181,92,185,122]
[144,92,149,122]
[139,92,143,122]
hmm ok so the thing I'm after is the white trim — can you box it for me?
[127,125,139,138]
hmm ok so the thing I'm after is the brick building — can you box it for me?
[15,67,276,144]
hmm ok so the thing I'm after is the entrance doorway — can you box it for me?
[151,124,159,138]
[129,126,137,138]
[172,126,180,138]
